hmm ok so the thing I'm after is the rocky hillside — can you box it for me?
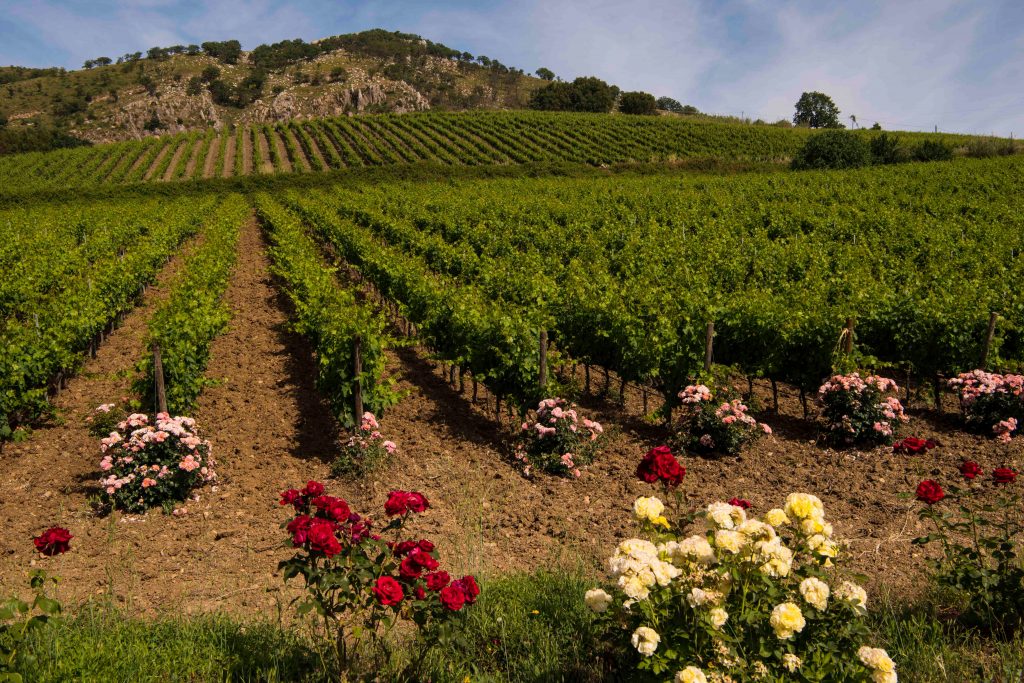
[0,30,545,144]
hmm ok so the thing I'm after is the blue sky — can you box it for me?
[1,0,1022,136]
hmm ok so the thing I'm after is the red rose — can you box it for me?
[728,497,752,510]
[418,539,435,553]
[959,461,982,480]
[311,495,351,522]
[415,586,427,600]
[385,491,411,516]
[279,489,302,507]
[636,446,685,487]
[425,571,451,591]
[454,575,480,604]
[373,576,404,606]
[993,467,1018,484]
[399,556,423,580]
[385,490,430,515]
[307,519,341,556]
[439,585,466,611]
[302,481,325,497]
[286,514,312,546]
[916,480,945,505]
[893,437,938,455]
[408,547,439,571]
[406,492,429,513]
[33,526,72,556]
[393,540,418,556]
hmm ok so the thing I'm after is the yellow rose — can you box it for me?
[631,626,660,657]
[764,508,790,526]
[714,529,745,554]
[584,588,612,613]
[799,577,830,611]
[782,653,802,672]
[634,496,665,523]
[675,666,708,683]
[835,580,868,612]
[769,602,806,639]
[784,493,824,521]
[709,607,728,629]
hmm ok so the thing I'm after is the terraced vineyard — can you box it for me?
[0,111,985,196]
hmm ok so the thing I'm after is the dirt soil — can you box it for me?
[202,136,221,179]
[1,218,1021,618]
[221,134,235,179]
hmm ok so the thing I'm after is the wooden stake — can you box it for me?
[152,344,168,415]
[843,318,855,354]
[771,378,779,413]
[472,377,478,403]
[585,364,591,393]
[980,312,998,370]
[799,387,808,418]
[704,321,715,372]
[353,335,363,421]
[538,330,548,390]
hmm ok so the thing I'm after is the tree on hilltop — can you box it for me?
[535,67,555,81]
[619,91,657,115]
[656,96,683,113]
[793,91,843,128]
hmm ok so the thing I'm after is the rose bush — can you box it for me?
[278,481,478,675]
[948,370,1024,442]
[85,401,127,438]
[588,466,895,682]
[98,412,216,513]
[913,463,1024,633]
[818,373,907,446]
[673,384,771,455]
[513,398,604,478]
[333,412,398,476]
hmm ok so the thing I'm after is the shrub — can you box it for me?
[278,482,477,676]
[673,384,771,455]
[619,91,658,116]
[912,140,953,162]
[791,130,871,170]
[818,373,907,446]
[513,398,604,478]
[333,412,397,476]
[869,133,908,165]
[587,485,895,682]
[86,401,127,437]
[947,370,1024,442]
[913,464,1023,634]
[98,413,216,513]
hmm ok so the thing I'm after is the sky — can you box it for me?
[1,0,1022,136]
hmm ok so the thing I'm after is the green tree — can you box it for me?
[201,40,242,64]
[619,91,657,115]
[200,65,221,82]
[913,140,953,162]
[185,76,203,96]
[791,130,870,170]
[535,67,555,81]
[528,81,574,111]
[656,96,684,113]
[793,91,843,128]
[869,133,906,165]
[568,76,617,113]
[94,56,112,66]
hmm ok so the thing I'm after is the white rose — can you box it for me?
[631,626,660,657]
[706,501,746,529]
[675,535,716,565]
[709,607,728,629]
[584,588,612,613]
[714,529,745,554]
[799,577,830,611]
[675,666,708,683]
[834,580,868,613]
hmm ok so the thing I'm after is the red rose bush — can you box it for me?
[588,453,893,682]
[98,412,216,513]
[818,373,907,446]
[278,481,478,672]
[674,383,772,455]
[333,411,399,476]
[947,370,1024,442]
[913,462,1023,632]
[513,398,604,478]
[892,437,937,455]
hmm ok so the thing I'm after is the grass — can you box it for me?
[11,572,1023,682]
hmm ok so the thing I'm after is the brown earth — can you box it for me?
[273,130,295,173]
[222,134,237,178]
[142,143,171,182]
[182,137,204,180]
[255,130,273,174]
[161,141,188,182]
[284,128,311,172]
[202,136,221,179]
[1,217,1021,618]
[302,131,328,171]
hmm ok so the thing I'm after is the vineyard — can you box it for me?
[0,110,987,197]
[0,135,1022,681]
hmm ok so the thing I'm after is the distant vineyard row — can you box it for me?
[0,111,984,194]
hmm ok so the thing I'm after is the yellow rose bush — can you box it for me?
[587,490,896,681]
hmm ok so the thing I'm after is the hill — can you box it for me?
[0,29,544,146]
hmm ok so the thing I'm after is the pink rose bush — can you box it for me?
[86,400,128,437]
[278,481,477,672]
[98,412,216,513]
[674,384,771,455]
[513,398,604,478]
[947,370,1024,443]
[333,412,399,475]
[818,373,907,446]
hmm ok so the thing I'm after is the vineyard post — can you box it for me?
[980,312,998,370]
[538,330,548,391]
[353,335,364,421]
[843,318,855,355]
[704,322,715,373]
[152,344,168,415]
